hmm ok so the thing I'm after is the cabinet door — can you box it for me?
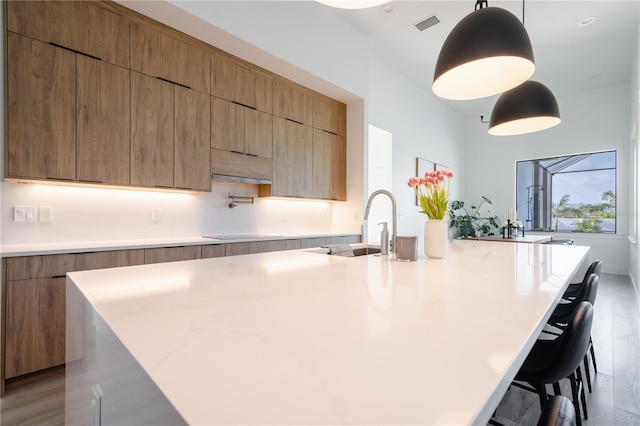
[211,53,272,113]
[273,79,313,126]
[5,278,70,378]
[7,0,129,67]
[313,130,346,201]
[271,117,313,198]
[77,56,131,185]
[131,72,174,188]
[130,22,210,94]
[175,87,211,191]
[245,109,273,158]
[314,96,346,137]
[7,33,76,180]
[211,97,244,153]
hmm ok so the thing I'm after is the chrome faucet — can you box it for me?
[364,190,397,253]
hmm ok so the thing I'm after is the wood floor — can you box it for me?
[0,274,638,426]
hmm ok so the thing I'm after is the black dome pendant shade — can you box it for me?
[489,80,561,136]
[433,6,535,100]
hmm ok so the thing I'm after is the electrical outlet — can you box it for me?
[39,206,53,222]
[151,207,161,222]
[14,206,37,222]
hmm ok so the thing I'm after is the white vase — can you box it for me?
[424,219,449,258]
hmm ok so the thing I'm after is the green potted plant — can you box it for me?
[449,196,501,238]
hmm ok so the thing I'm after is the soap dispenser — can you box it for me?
[379,222,389,255]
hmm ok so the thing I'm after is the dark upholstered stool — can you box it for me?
[537,395,577,426]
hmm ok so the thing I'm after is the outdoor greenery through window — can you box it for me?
[516,151,616,233]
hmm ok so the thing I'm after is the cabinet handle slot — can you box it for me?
[49,43,101,61]
[46,177,74,181]
[52,275,66,279]
[322,129,338,136]
[285,118,304,125]
[245,153,258,157]
[232,101,256,110]
[156,76,191,90]
[230,150,244,155]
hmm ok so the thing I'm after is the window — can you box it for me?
[516,151,616,233]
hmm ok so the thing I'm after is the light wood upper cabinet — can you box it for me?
[7,33,76,181]
[245,108,273,158]
[211,52,272,113]
[273,79,314,126]
[211,98,244,153]
[7,0,130,67]
[132,72,210,190]
[130,21,210,94]
[313,130,346,201]
[77,55,131,185]
[212,97,273,158]
[131,72,175,188]
[314,96,347,137]
[175,87,211,191]
[264,117,313,198]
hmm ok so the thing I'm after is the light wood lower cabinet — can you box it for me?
[2,249,145,383]
[201,245,226,259]
[5,277,83,379]
[144,246,202,264]
[225,241,286,256]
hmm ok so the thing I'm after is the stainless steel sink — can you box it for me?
[351,247,381,256]
[308,245,381,257]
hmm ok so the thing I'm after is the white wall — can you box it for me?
[0,0,466,246]
[629,10,640,306]
[464,84,632,275]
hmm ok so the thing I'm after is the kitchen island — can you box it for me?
[65,240,589,425]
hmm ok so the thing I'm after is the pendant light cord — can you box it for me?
[475,0,487,11]
[522,0,525,25]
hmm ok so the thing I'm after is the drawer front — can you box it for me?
[225,241,286,256]
[6,254,76,280]
[144,246,202,264]
[201,245,226,259]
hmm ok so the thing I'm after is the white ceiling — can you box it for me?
[328,0,639,117]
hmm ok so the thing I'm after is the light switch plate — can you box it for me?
[14,206,37,222]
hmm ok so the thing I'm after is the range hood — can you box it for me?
[211,150,272,185]
[211,173,271,185]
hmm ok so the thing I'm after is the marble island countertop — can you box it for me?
[66,240,589,425]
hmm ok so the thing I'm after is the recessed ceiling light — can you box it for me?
[382,4,394,13]
[578,16,596,27]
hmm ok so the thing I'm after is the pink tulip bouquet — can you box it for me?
[407,170,454,220]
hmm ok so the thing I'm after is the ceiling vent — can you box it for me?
[415,15,440,32]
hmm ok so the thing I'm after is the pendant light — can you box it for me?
[432,1,535,100]
[316,0,387,9]
[488,80,561,136]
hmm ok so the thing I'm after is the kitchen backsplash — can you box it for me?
[0,181,360,245]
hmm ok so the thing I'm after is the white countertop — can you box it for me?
[68,240,589,425]
[0,233,360,257]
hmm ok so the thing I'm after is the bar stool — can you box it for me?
[537,395,577,426]
[513,301,594,426]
